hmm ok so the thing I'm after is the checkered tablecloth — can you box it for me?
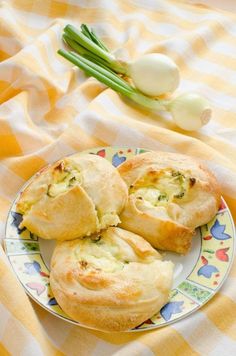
[0,1,236,355]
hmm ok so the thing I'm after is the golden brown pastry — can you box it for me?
[50,227,173,332]
[16,153,127,240]
[118,151,221,254]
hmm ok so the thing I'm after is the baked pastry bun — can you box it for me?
[50,227,173,332]
[16,153,127,240]
[118,151,221,254]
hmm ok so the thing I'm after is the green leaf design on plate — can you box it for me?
[135,148,149,155]
[178,281,211,303]
[5,240,39,254]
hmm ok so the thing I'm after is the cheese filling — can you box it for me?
[17,161,82,214]
[75,235,137,273]
[130,170,195,208]
[47,168,82,197]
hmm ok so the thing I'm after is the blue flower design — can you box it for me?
[112,153,126,167]
[197,265,219,278]
[210,219,231,240]
[11,211,26,234]
[24,261,41,275]
[48,298,57,306]
[160,301,184,321]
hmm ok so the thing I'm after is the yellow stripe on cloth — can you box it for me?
[203,294,236,341]
[0,343,10,356]
[4,155,47,181]
[0,122,22,158]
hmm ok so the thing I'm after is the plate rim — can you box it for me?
[3,146,236,332]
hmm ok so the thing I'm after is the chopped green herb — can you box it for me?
[158,193,168,201]
[171,170,185,184]
[69,176,76,186]
[174,191,185,199]
[171,171,181,177]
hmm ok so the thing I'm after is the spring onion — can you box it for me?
[58,49,165,109]
[58,24,212,130]
[58,49,211,129]
[63,24,179,95]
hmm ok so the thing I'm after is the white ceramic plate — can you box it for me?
[4,147,235,331]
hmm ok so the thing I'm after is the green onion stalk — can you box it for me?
[58,49,167,112]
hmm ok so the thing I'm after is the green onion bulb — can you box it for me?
[168,93,212,131]
[128,53,180,96]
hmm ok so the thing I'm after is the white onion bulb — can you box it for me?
[169,93,212,131]
[128,53,180,96]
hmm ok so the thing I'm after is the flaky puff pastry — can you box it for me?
[50,227,173,332]
[118,151,221,254]
[16,153,127,240]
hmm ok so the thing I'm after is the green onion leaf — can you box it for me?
[64,24,114,63]
[70,51,135,91]
[63,34,110,67]
[81,24,109,52]
[58,49,134,96]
